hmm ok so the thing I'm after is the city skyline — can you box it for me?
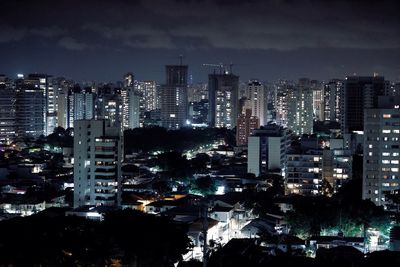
[1,0,400,83]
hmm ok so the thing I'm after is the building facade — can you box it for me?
[363,96,400,208]
[73,119,123,208]
[161,65,188,129]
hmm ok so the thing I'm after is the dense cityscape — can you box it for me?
[1,0,400,267]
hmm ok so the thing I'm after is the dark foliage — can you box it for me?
[124,127,233,154]
[0,209,191,267]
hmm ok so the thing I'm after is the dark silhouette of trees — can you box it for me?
[0,209,191,267]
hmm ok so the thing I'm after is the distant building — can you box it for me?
[363,96,400,208]
[341,76,388,134]
[246,80,265,126]
[128,88,140,129]
[311,80,324,121]
[208,72,239,129]
[15,76,45,138]
[0,75,16,144]
[160,65,188,129]
[247,124,290,177]
[236,107,259,146]
[27,74,56,136]
[121,73,134,129]
[287,78,313,135]
[73,88,95,122]
[323,79,343,124]
[274,81,292,127]
[73,119,123,208]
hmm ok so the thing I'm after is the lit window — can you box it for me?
[382,129,391,134]
[383,114,391,118]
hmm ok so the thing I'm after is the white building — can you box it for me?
[73,119,123,208]
[363,96,400,208]
[246,80,265,126]
[247,125,290,177]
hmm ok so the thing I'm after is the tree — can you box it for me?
[191,176,217,196]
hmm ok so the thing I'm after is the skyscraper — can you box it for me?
[0,75,16,144]
[121,73,134,129]
[208,72,239,129]
[73,87,95,122]
[160,65,188,129]
[287,78,314,135]
[28,74,56,136]
[274,80,292,127]
[342,76,388,134]
[323,79,343,123]
[128,88,140,129]
[236,107,259,146]
[73,119,123,208]
[15,75,45,138]
[246,80,265,126]
[363,96,400,208]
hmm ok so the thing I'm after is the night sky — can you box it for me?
[1,0,400,83]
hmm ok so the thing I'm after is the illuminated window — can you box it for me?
[383,114,391,118]
[382,129,391,134]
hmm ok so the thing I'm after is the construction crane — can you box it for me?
[202,63,234,74]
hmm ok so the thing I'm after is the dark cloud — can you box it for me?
[0,0,399,81]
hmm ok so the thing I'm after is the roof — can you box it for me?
[188,217,219,232]
[211,206,233,212]
[310,235,364,243]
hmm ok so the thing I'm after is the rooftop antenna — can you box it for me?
[179,54,184,66]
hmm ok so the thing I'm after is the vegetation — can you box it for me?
[285,180,392,239]
[0,209,191,267]
[124,127,234,153]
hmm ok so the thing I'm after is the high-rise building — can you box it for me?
[73,119,123,208]
[311,80,324,121]
[55,78,75,130]
[128,88,140,129]
[95,86,122,128]
[28,74,56,135]
[342,76,388,134]
[141,81,158,112]
[208,72,239,129]
[363,96,400,208]
[274,80,293,127]
[0,75,16,144]
[323,79,343,123]
[124,72,134,88]
[247,124,290,177]
[15,76,45,138]
[246,80,265,126]
[287,78,314,135]
[121,73,134,129]
[236,107,259,146]
[160,65,188,129]
[74,88,95,122]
